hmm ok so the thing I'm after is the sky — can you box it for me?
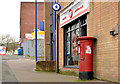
[0,0,117,42]
[0,0,44,42]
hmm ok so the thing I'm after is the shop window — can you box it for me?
[64,15,87,67]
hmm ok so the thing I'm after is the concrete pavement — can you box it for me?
[7,58,79,82]
[2,61,19,82]
[1,55,117,83]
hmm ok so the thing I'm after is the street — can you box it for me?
[0,55,117,83]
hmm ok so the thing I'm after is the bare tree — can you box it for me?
[8,37,18,55]
[0,33,6,45]
[0,34,18,55]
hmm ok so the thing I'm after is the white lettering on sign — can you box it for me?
[86,46,91,54]
[60,0,89,27]
[78,47,80,54]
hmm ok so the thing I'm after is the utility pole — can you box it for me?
[35,0,37,62]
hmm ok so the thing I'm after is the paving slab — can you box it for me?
[2,61,19,82]
[7,59,79,82]
[1,55,117,83]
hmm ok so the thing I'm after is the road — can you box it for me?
[0,55,117,84]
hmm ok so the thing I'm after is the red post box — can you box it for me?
[77,36,95,80]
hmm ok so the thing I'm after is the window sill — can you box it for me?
[63,65,79,69]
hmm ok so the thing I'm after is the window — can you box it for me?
[64,15,87,67]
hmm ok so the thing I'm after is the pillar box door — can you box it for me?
[77,36,95,80]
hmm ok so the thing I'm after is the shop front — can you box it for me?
[58,0,119,82]
[59,0,89,72]
[63,15,87,68]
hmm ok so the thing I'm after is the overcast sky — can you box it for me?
[0,0,44,41]
[0,0,118,42]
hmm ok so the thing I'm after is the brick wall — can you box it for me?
[20,2,44,41]
[44,2,51,61]
[87,2,119,82]
[58,1,119,82]
[118,1,120,83]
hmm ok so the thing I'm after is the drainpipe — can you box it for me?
[56,14,59,73]
[56,0,60,73]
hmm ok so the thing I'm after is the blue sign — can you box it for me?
[40,21,44,31]
[52,3,61,11]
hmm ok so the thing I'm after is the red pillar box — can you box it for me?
[77,36,96,80]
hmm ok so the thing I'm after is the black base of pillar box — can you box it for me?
[79,72,93,80]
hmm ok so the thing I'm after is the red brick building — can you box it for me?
[20,2,44,41]
[20,2,53,60]
[20,1,120,83]
[57,1,120,83]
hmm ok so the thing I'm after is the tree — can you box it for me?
[0,34,18,55]
[7,39,18,55]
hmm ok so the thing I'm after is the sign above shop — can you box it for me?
[69,9,73,18]
[53,3,61,11]
[60,0,89,27]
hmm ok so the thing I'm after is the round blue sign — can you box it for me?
[52,3,61,11]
